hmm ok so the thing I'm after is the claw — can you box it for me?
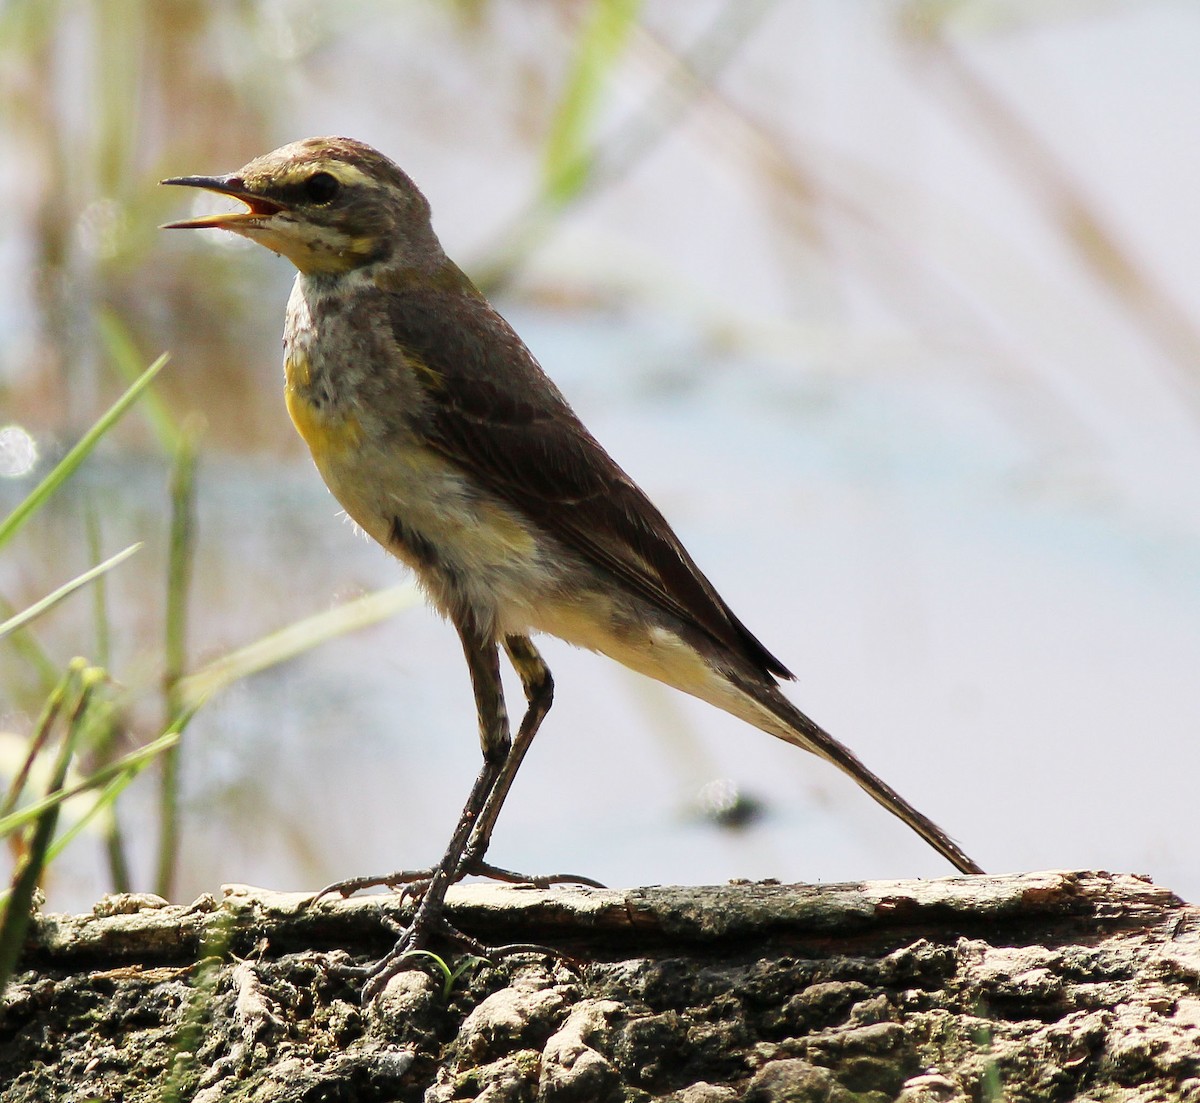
[308,860,603,911]
[467,860,607,889]
[308,857,604,1002]
[307,868,438,907]
[324,959,374,985]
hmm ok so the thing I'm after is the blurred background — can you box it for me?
[1,0,1197,915]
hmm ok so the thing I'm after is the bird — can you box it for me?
[162,136,983,998]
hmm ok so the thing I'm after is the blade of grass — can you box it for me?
[542,0,643,205]
[85,509,112,668]
[83,510,131,891]
[0,0,59,52]
[0,660,98,998]
[97,310,182,453]
[0,352,168,552]
[0,543,141,642]
[92,708,133,894]
[0,661,75,821]
[175,582,421,712]
[0,596,60,697]
[0,727,181,852]
[475,0,774,291]
[154,424,199,900]
[26,676,195,891]
[42,771,138,892]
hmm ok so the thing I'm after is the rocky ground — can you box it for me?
[2,871,1197,1101]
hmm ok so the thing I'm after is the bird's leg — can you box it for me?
[309,624,511,905]
[315,632,601,1001]
[355,621,513,1002]
[457,634,548,874]
[457,635,604,889]
[309,635,597,909]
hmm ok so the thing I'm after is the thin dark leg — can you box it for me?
[461,635,551,866]
[310,622,513,900]
[357,620,512,1002]
[309,633,595,906]
[314,630,602,1000]
[357,757,500,1001]
[459,636,604,889]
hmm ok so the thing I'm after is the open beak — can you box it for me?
[160,174,283,230]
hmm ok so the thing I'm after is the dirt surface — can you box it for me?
[2,871,1197,1101]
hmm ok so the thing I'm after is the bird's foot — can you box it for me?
[308,868,438,908]
[358,903,490,1003]
[355,894,570,1004]
[308,857,605,908]
[308,858,603,1003]
[462,858,607,890]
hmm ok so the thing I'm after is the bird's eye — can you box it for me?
[304,171,340,204]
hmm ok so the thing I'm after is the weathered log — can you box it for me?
[2,870,1197,1101]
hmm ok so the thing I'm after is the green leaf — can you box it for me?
[0,353,169,552]
[0,543,141,642]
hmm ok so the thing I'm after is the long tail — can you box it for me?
[728,674,984,875]
[561,612,984,874]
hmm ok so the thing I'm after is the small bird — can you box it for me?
[163,136,982,996]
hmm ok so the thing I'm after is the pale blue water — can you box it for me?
[4,306,1197,909]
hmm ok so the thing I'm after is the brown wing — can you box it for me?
[384,277,794,683]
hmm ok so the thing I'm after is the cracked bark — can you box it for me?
[2,870,1198,1101]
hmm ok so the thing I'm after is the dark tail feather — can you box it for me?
[751,682,984,875]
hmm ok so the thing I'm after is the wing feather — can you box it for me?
[384,279,793,682]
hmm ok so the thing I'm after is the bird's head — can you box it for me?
[162,136,441,276]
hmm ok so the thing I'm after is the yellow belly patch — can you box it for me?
[283,351,363,456]
[284,384,362,457]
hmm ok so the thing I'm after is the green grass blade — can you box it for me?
[91,707,133,894]
[83,510,130,891]
[0,595,60,700]
[22,770,136,892]
[0,662,99,997]
[474,0,771,293]
[0,543,141,642]
[0,663,75,820]
[85,510,113,668]
[155,427,199,900]
[0,352,169,552]
[393,949,454,997]
[542,0,642,204]
[175,582,421,712]
[97,310,182,454]
[163,427,199,707]
[0,728,181,840]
